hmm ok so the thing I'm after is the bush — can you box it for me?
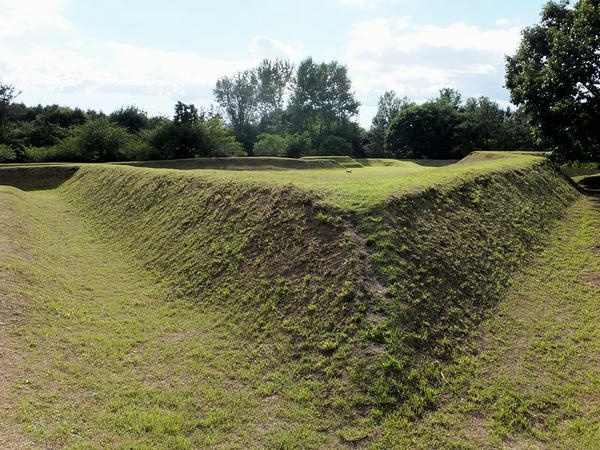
[147,121,205,160]
[318,135,353,156]
[385,103,459,159]
[285,133,313,158]
[23,146,52,162]
[203,118,245,157]
[109,106,149,132]
[0,144,17,162]
[66,119,131,162]
[253,133,289,156]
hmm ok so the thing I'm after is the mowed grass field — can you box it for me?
[114,152,546,211]
[0,186,354,448]
[1,152,599,448]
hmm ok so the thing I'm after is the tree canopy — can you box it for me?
[506,0,600,162]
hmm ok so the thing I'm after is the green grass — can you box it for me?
[103,152,546,211]
[0,152,545,211]
[0,186,354,448]
[372,196,600,447]
[0,152,590,447]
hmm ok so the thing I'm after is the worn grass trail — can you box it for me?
[0,186,343,449]
[374,197,600,448]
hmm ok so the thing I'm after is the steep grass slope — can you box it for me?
[56,156,577,426]
[375,196,600,448]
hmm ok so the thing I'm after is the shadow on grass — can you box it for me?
[0,166,79,191]
[407,159,458,167]
[578,175,600,191]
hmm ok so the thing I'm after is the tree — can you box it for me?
[202,117,245,157]
[174,101,199,126]
[214,59,294,151]
[214,69,259,151]
[458,97,507,153]
[55,118,132,162]
[0,83,21,131]
[253,133,289,156]
[385,101,459,159]
[255,59,294,126]
[506,0,600,161]
[367,91,415,157]
[110,106,149,132]
[285,133,312,158]
[319,135,353,156]
[40,105,86,128]
[149,102,204,159]
[289,58,360,135]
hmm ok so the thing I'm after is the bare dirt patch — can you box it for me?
[584,271,600,288]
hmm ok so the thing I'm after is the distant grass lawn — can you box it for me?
[112,152,545,211]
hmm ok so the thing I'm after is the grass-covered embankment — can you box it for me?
[374,196,600,447]
[0,152,584,447]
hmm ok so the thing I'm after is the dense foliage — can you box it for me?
[0,54,546,163]
[0,96,243,163]
[506,0,600,162]
[384,89,538,159]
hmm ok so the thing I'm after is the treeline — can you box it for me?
[211,58,537,159]
[0,57,538,164]
[0,94,244,163]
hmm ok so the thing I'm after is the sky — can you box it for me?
[0,0,549,127]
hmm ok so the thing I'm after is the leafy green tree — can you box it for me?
[109,106,149,132]
[214,69,259,151]
[458,96,507,152]
[214,59,294,151]
[385,100,460,159]
[0,83,20,133]
[0,144,17,162]
[253,133,289,156]
[506,0,600,161]
[367,91,415,157]
[289,58,360,135]
[256,59,294,127]
[54,119,133,162]
[40,105,86,128]
[9,117,68,148]
[202,117,245,157]
[149,102,204,159]
[503,107,538,150]
[319,135,353,156]
[285,132,312,158]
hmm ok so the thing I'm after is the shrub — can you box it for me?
[59,119,131,162]
[23,146,52,162]
[285,133,313,158]
[203,118,245,157]
[253,133,289,157]
[318,135,353,156]
[0,144,17,162]
[147,121,204,160]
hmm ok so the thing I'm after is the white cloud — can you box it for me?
[496,17,521,27]
[0,0,72,38]
[0,41,251,96]
[0,35,299,116]
[338,0,401,9]
[345,17,522,124]
[249,35,304,61]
